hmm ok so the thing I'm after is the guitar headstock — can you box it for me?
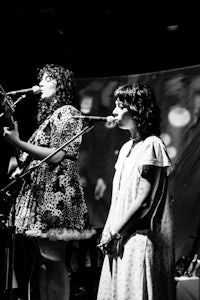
[0,94,15,130]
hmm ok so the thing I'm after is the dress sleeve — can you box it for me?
[50,105,83,157]
[138,137,172,175]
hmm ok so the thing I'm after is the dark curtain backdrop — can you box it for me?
[1,65,200,265]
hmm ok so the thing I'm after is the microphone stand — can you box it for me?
[0,122,94,300]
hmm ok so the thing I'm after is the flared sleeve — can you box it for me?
[138,136,172,175]
[49,105,83,158]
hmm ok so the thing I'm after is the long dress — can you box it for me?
[11,105,95,241]
[97,135,175,300]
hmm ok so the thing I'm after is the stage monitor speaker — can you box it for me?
[176,276,200,300]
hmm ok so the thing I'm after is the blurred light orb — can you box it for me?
[166,24,179,31]
[80,96,93,114]
[168,106,191,127]
[167,146,177,159]
[160,133,171,146]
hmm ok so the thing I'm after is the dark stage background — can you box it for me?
[1,64,200,294]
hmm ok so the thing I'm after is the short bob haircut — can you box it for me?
[114,83,161,139]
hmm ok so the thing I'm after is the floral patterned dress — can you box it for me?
[97,136,175,300]
[12,105,95,241]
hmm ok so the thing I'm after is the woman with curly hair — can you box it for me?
[3,64,95,300]
[97,83,175,299]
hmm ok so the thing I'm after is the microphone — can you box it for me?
[72,115,115,123]
[6,85,41,96]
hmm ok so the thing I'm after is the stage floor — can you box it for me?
[0,266,102,300]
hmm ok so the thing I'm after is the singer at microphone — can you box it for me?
[72,115,115,123]
[6,85,41,96]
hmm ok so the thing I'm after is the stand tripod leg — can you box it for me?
[4,225,16,300]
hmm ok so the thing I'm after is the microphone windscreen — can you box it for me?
[32,86,41,94]
[106,115,115,123]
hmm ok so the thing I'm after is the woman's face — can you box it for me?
[39,73,57,101]
[112,99,135,131]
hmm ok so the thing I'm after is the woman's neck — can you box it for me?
[129,128,139,139]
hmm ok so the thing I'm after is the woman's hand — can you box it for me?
[97,233,112,249]
[95,178,107,200]
[97,234,123,258]
[97,232,122,258]
[9,167,23,179]
[3,122,20,147]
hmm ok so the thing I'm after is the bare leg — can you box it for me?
[37,239,70,300]
[39,264,48,300]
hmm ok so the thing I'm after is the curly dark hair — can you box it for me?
[114,83,161,139]
[37,64,78,125]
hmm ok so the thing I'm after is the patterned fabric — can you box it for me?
[11,105,95,241]
[97,136,175,300]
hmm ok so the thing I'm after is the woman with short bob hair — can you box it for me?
[97,83,174,300]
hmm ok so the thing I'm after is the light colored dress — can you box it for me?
[97,136,175,300]
[12,105,95,241]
